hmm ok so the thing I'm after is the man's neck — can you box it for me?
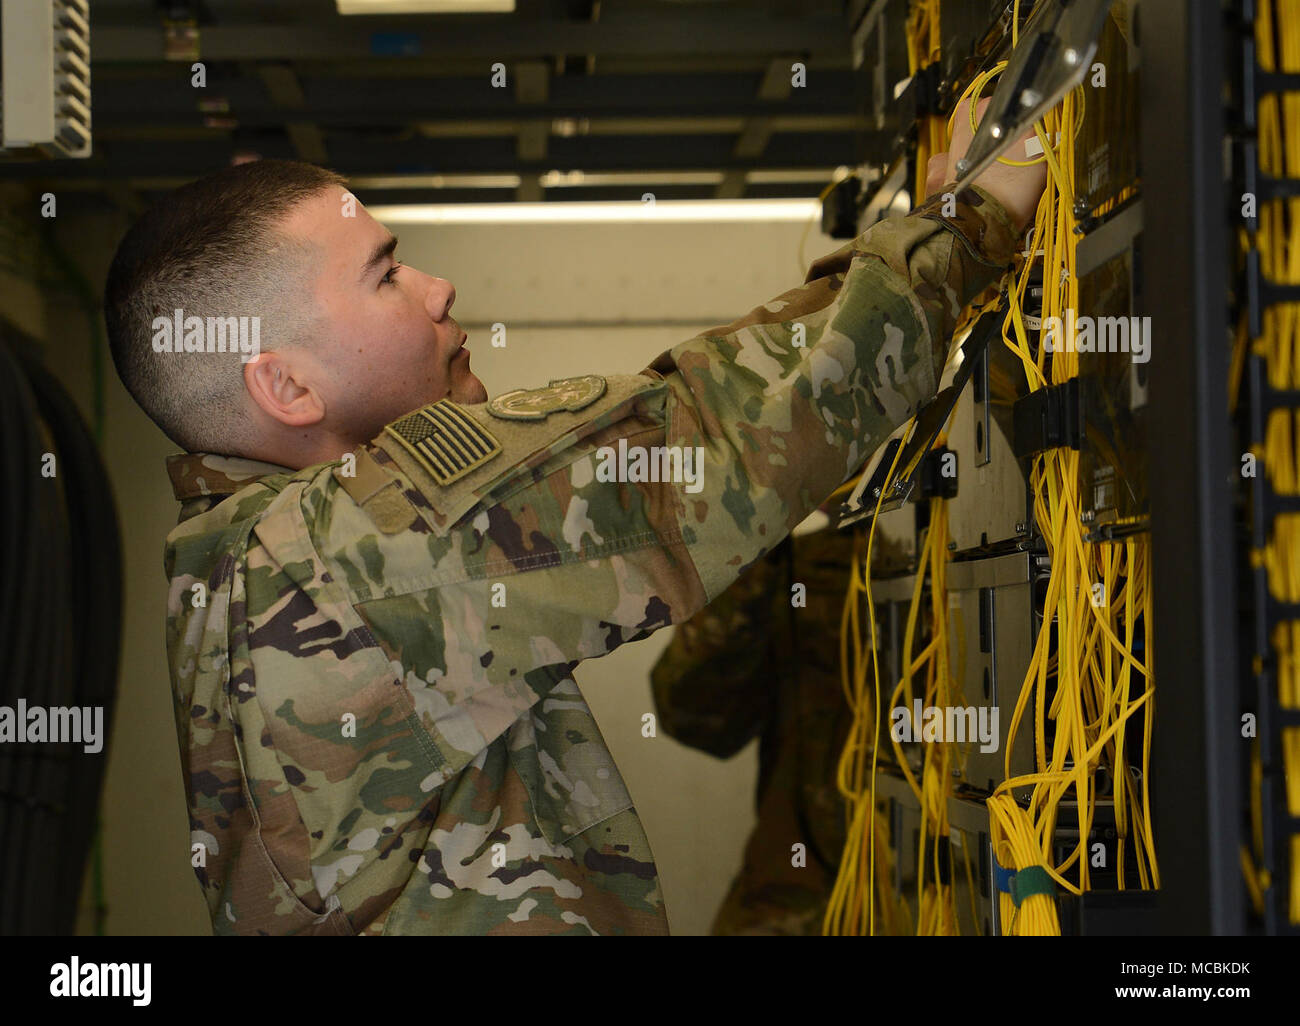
[242,428,361,472]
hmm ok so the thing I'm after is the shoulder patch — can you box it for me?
[383,399,502,485]
[487,374,607,420]
[373,373,666,538]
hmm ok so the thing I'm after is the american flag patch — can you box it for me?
[383,400,502,486]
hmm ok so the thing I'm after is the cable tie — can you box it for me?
[1008,865,1055,907]
[994,860,1016,894]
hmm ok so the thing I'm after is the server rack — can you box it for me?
[831,0,1291,935]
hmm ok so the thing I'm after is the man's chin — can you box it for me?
[450,372,488,405]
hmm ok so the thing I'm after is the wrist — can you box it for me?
[914,183,1021,271]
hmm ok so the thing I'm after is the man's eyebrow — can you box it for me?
[359,233,398,283]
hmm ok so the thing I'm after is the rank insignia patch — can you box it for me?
[384,400,502,485]
[486,374,608,421]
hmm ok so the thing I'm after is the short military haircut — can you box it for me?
[104,158,348,453]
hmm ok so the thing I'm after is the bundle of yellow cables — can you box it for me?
[906,0,947,204]
[825,1,1158,937]
[1244,0,1300,926]
[975,54,1157,936]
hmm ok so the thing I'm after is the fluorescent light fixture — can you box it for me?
[538,170,722,189]
[348,173,521,190]
[336,0,514,13]
[368,199,821,224]
[535,168,853,189]
[748,166,851,184]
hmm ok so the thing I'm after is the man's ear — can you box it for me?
[243,352,325,428]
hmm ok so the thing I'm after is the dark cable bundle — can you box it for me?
[0,335,123,935]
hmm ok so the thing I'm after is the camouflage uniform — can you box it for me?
[650,523,855,935]
[162,186,1018,934]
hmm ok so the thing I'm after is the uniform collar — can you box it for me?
[166,451,292,502]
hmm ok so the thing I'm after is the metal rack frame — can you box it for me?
[1142,0,1245,935]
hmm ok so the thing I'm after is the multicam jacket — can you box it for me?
[162,186,1018,935]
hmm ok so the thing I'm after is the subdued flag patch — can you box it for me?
[383,400,502,485]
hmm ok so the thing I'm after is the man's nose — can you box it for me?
[423,275,455,321]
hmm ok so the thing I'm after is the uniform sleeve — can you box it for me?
[318,185,1019,781]
[650,542,785,758]
[651,183,1017,600]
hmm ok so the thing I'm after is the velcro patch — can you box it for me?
[383,400,502,485]
[487,374,607,420]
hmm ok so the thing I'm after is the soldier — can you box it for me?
[649,156,957,936]
[103,109,1044,934]
[651,511,857,936]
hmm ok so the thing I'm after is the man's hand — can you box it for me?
[927,97,1048,232]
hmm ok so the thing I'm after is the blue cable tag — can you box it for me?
[994,860,1015,894]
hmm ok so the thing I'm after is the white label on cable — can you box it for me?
[1024,133,1060,158]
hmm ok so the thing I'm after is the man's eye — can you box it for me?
[381,263,402,286]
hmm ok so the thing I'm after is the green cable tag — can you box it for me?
[1009,866,1055,907]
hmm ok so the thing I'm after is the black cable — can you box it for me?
[0,337,123,935]
[0,339,45,935]
[20,350,123,934]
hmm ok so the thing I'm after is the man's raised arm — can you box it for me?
[643,183,1018,602]
[309,178,1029,795]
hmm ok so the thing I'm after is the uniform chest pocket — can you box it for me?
[505,676,634,845]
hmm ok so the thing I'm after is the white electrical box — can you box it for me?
[1,0,91,158]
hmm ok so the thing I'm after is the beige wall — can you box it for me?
[4,189,838,935]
